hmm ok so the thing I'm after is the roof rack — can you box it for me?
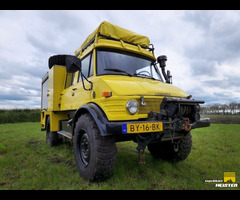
[77,32,154,57]
[97,33,154,52]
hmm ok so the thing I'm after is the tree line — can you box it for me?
[201,100,240,115]
[0,108,40,123]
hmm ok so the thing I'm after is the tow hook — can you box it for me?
[135,134,156,165]
[136,135,147,165]
[183,118,191,132]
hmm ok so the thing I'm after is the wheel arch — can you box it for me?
[72,103,109,136]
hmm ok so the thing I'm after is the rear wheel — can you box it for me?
[74,113,117,182]
[46,118,62,146]
[148,132,192,162]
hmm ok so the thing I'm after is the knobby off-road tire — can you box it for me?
[148,132,192,162]
[74,113,117,182]
[46,118,62,146]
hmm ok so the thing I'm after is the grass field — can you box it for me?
[0,122,240,190]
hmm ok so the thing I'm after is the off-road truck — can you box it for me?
[41,21,210,182]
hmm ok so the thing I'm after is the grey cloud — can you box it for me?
[183,10,240,77]
[185,87,214,104]
[0,98,40,108]
[0,94,29,101]
[1,10,240,108]
[0,87,40,102]
[201,75,240,89]
[38,10,85,31]
[183,10,213,29]
[186,87,231,105]
[189,59,217,76]
[0,52,47,81]
[26,34,57,54]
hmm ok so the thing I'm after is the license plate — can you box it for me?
[122,122,163,134]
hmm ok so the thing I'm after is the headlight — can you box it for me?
[126,100,138,115]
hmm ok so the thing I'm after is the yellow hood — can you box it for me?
[100,76,188,97]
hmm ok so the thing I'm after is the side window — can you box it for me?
[89,54,93,77]
[65,72,74,88]
[79,53,93,82]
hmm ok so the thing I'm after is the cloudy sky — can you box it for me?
[0,10,240,108]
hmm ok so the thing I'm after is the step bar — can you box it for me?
[57,130,72,140]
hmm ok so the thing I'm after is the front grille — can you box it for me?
[103,99,126,114]
[137,98,161,114]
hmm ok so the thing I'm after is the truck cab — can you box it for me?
[40,21,210,182]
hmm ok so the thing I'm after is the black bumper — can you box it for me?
[105,118,210,136]
[81,103,210,137]
[190,118,211,129]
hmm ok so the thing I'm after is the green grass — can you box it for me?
[0,122,240,190]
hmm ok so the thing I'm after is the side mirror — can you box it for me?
[65,55,93,91]
[66,55,82,73]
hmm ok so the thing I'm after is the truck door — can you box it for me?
[60,53,93,110]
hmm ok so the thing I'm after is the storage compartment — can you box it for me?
[47,65,67,111]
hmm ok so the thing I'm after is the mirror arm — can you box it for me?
[80,72,93,91]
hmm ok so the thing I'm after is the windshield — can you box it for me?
[97,49,163,81]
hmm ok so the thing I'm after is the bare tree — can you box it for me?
[228,100,238,114]
[200,100,240,115]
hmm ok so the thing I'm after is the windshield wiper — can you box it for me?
[104,68,132,77]
[133,73,157,81]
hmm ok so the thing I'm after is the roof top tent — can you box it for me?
[74,21,154,57]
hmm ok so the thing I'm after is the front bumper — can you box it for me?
[84,102,210,138]
[105,117,210,136]
[190,118,211,129]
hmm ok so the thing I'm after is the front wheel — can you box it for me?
[74,113,117,182]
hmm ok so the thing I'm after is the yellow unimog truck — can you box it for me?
[41,21,210,182]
